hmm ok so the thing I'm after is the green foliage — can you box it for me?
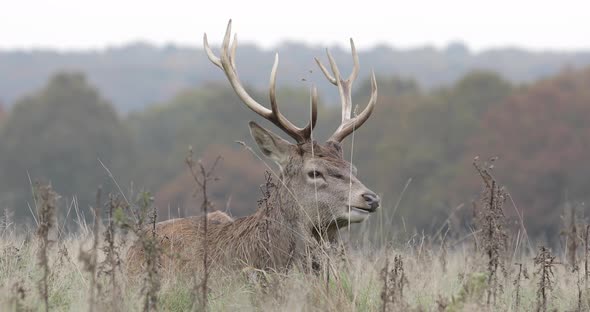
[128,84,253,189]
[0,72,136,221]
[159,282,193,312]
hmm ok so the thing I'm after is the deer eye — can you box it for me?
[307,170,323,179]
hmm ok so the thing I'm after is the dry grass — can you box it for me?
[0,162,588,311]
[0,218,586,311]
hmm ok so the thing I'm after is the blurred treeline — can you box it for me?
[1,54,590,239]
[2,42,590,112]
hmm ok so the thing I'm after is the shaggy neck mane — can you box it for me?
[223,175,312,271]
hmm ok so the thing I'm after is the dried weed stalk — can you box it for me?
[473,157,508,305]
[8,279,27,311]
[440,236,448,274]
[119,191,161,312]
[573,265,585,312]
[513,262,529,311]
[381,254,408,311]
[99,194,126,310]
[143,195,160,312]
[34,182,58,312]
[534,246,556,312]
[56,243,71,267]
[79,187,102,312]
[560,203,579,267]
[185,147,221,312]
[584,224,589,288]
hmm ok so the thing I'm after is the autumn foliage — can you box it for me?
[466,68,590,236]
[1,67,590,238]
[154,145,266,219]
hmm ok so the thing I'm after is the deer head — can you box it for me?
[204,20,379,237]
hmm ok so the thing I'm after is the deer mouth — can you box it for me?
[351,206,376,214]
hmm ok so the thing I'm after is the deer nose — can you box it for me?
[362,193,380,211]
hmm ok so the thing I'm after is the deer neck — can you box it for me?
[216,178,307,270]
[253,177,304,230]
[254,176,341,245]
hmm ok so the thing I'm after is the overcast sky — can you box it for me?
[1,0,588,52]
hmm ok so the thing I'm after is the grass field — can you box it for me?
[0,163,588,311]
[0,227,586,311]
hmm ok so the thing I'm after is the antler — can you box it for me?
[315,39,378,143]
[204,20,318,143]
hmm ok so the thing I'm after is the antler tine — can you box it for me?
[269,53,280,114]
[314,56,337,85]
[325,49,351,122]
[204,20,317,143]
[212,21,271,118]
[315,38,377,142]
[301,85,319,138]
[268,54,318,141]
[314,38,377,142]
[314,39,360,85]
[222,19,232,51]
[310,86,318,130]
[348,38,360,84]
[328,70,378,143]
[230,34,238,71]
[203,33,222,69]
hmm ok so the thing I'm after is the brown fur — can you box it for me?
[204,210,234,223]
[127,183,308,273]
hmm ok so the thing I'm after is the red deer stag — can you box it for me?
[127,20,379,272]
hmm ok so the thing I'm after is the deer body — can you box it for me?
[128,180,306,271]
[126,20,380,273]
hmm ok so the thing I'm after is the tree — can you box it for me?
[0,100,5,122]
[465,68,590,237]
[154,145,267,219]
[347,72,512,232]
[129,83,330,193]
[0,72,135,221]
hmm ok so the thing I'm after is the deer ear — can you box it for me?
[249,121,293,167]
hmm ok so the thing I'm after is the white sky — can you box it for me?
[0,0,588,52]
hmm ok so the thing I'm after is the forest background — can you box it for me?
[1,43,590,242]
